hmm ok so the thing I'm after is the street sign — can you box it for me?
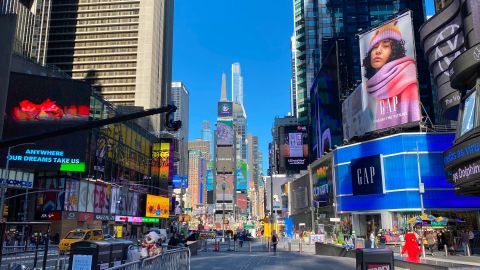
[184,208,192,212]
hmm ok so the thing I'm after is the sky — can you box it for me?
[172,0,435,175]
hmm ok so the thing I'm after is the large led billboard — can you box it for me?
[312,157,333,208]
[311,42,344,159]
[217,102,233,118]
[236,160,248,191]
[278,125,308,173]
[215,174,234,202]
[216,146,235,173]
[145,194,169,218]
[343,11,421,140]
[1,73,90,171]
[216,120,234,145]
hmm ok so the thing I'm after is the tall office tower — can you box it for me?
[171,81,189,177]
[45,0,174,132]
[187,149,202,209]
[201,120,213,159]
[1,0,52,63]
[188,140,210,207]
[293,0,436,124]
[215,73,236,223]
[233,103,247,161]
[247,133,260,189]
[231,62,243,106]
[290,35,297,117]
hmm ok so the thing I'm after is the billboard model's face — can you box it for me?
[370,40,393,70]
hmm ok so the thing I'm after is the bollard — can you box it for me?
[421,243,426,258]
[466,243,471,256]
[299,242,302,253]
[268,241,271,252]
[249,240,252,253]
[288,242,291,252]
[444,244,448,257]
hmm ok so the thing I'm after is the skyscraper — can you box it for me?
[45,0,174,132]
[232,62,243,106]
[292,0,436,124]
[1,0,52,64]
[188,139,210,207]
[201,120,213,158]
[171,81,189,177]
[290,35,297,117]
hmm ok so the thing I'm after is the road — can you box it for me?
[191,251,357,270]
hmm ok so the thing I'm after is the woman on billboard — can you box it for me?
[362,19,421,130]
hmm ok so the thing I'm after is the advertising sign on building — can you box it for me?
[215,174,234,202]
[172,175,188,188]
[419,0,465,119]
[312,157,333,208]
[1,73,91,172]
[350,155,385,196]
[343,11,421,140]
[217,102,233,118]
[216,146,235,173]
[278,125,308,173]
[145,194,169,218]
[216,120,234,145]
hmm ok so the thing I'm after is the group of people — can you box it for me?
[233,230,252,247]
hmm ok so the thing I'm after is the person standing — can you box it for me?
[370,232,375,248]
[271,231,279,255]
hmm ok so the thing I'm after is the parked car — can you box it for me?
[59,229,104,254]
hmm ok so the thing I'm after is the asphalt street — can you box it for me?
[191,250,357,270]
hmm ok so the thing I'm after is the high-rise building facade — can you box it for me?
[171,81,189,177]
[247,133,260,189]
[187,139,210,208]
[290,35,297,117]
[1,0,52,64]
[293,0,436,124]
[233,103,247,161]
[231,62,243,106]
[201,120,213,159]
[45,0,174,132]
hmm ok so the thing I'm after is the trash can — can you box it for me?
[69,240,112,270]
[356,248,394,270]
[105,239,133,266]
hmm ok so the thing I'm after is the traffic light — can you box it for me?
[165,104,182,131]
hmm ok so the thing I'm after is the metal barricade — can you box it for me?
[106,247,190,270]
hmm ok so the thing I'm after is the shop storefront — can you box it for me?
[334,133,480,238]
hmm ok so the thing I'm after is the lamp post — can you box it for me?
[0,142,36,222]
[221,180,226,242]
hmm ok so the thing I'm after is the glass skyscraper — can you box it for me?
[232,62,244,106]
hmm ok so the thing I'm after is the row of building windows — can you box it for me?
[73,70,136,77]
[74,40,137,47]
[75,32,138,40]
[76,17,138,26]
[72,62,136,70]
[77,10,139,18]
[103,93,135,100]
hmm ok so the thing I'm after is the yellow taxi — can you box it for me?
[59,229,104,253]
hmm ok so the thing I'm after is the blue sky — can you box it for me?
[173,0,435,175]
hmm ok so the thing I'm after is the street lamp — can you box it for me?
[0,142,36,222]
[222,180,226,242]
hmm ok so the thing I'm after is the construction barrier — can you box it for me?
[106,247,190,270]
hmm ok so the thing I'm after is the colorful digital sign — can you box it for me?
[216,120,234,145]
[215,174,234,202]
[278,125,309,173]
[1,73,90,171]
[145,194,169,218]
[217,102,233,118]
[343,11,421,140]
[312,157,333,208]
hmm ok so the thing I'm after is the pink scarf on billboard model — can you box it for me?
[366,56,421,130]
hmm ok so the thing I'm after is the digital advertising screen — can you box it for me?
[217,102,233,118]
[236,160,248,191]
[311,42,344,159]
[216,120,234,145]
[344,11,421,140]
[145,194,169,218]
[312,157,333,208]
[1,73,90,172]
[215,174,234,202]
[278,125,308,173]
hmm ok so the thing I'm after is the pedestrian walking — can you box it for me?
[271,231,279,255]
[426,231,436,256]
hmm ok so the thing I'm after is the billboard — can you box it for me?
[216,146,235,173]
[2,73,90,171]
[172,175,188,188]
[312,157,333,208]
[278,125,308,173]
[217,102,233,118]
[343,11,421,140]
[215,174,234,202]
[311,42,344,159]
[145,194,169,218]
[216,120,234,145]
[419,0,464,119]
[236,160,248,190]
[206,169,214,191]
[151,142,173,194]
[350,155,385,196]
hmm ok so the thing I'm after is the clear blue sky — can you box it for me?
[173,0,435,175]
